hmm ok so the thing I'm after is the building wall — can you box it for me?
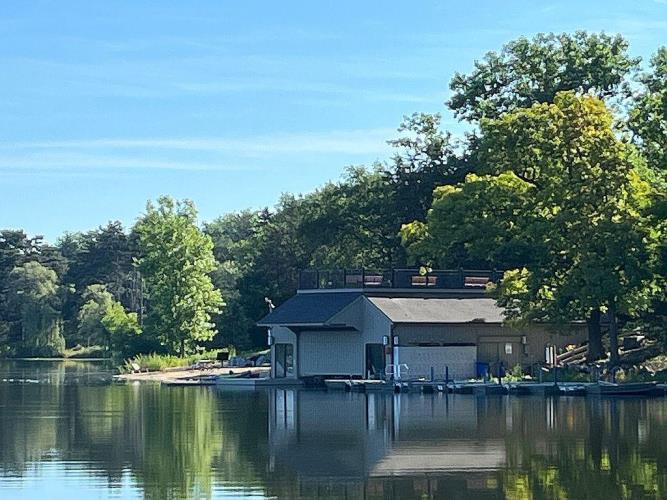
[397,346,477,379]
[393,323,587,368]
[360,297,393,344]
[298,330,364,377]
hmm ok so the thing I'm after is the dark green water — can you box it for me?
[0,361,665,499]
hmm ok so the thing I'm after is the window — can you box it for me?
[274,343,294,378]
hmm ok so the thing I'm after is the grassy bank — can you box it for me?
[119,351,223,373]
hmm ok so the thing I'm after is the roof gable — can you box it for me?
[258,292,363,326]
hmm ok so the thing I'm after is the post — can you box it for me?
[554,361,558,387]
[430,366,434,382]
[445,366,449,384]
[608,300,620,367]
[393,336,400,379]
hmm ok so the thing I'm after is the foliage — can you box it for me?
[629,47,667,177]
[385,113,468,227]
[57,222,137,342]
[134,197,224,356]
[0,230,63,320]
[76,284,115,348]
[101,301,147,360]
[6,261,66,357]
[405,93,664,364]
[401,171,536,269]
[505,363,525,382]
[449,31,639,122]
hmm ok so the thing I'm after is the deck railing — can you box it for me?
[298,268,503,290]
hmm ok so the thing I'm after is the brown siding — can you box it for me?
[393,323,587,367]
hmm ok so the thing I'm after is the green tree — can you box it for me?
[7,261,66,356]
[401,172,536,270]
[1,231,48,320]
[204,210,261,350]
[101,301,143,360]
[481,93,663,364]
[77,285,115,349]
[299,166,400,268]
[57,222,137,344]
[449,32,639,122]
[629,47,667,177]
[385,114,468,230]
[134,197,223,356]
[404,94,663,363]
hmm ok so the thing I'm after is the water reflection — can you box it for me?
[267,391,667,499]
[0,361,665,499]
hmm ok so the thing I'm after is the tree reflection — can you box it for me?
[502,398,667,500]
[0,361,267,499]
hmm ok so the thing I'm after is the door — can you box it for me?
[299,331,362,377]
[478,341,522,372]
[365,344,386,379]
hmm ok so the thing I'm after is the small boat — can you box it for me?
[586,381,659,396]
[508,383,561,396]
[558,384,587,396]
[162,376,219,386]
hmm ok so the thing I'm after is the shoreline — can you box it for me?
[115,365,270,382]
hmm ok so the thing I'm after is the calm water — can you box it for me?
[0,361,666,499]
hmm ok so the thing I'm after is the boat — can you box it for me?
[508,383,561,396]
[558,384,587,396]
[585,381,659,396]
[473,383,508,396]
[162,376,219,386]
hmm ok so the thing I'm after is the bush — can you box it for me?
[506,364,525,381]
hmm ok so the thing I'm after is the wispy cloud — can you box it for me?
[0,153,250,172]
[0,128,396,172]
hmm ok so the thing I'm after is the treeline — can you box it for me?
[0,32,665,361]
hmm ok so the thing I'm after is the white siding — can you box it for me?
[299,330,363,377]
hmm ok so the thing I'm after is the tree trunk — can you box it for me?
[586,308,603,362]
[180,338,185,358]
[608,301,620,367]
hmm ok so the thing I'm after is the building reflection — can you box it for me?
[267,390,508,498]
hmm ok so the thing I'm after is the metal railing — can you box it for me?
[298,268,503,290]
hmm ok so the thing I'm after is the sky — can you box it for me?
[1,0,666,242]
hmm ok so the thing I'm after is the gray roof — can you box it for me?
[368,297,504,324]
[258,292,362,326]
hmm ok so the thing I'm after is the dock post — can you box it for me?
[430,366,434,382]
[445,366,449,384]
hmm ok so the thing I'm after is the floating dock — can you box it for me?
[162,375,667,397]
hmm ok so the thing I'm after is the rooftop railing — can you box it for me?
[298,268,503,291]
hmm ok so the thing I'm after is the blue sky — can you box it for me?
[1,0,666,242]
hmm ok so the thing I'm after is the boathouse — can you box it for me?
[258,269,586,381]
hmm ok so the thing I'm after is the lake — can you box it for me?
[0,361,665,499]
